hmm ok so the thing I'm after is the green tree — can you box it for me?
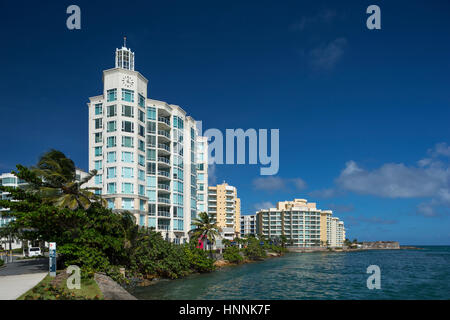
[28,150,105,210]
[189,212,221,258]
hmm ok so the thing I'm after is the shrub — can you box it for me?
[243,238,267,260]
[0,259,4,267]
[223,246,243,264]
[184,244,216,273]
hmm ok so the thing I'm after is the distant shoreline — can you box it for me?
[287,246,423,253]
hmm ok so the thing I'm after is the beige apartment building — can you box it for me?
[257,199,345,248]
[208,182,241,240]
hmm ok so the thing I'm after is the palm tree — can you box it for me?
[189,212,221,257]
[280,235,288,248]
[28,149,106,210]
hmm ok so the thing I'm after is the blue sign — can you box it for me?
[49,242,56,277]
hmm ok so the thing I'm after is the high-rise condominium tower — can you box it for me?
[207,182,241,239]
[87,43,206,244]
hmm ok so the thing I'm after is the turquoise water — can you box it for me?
[130,246,450,300]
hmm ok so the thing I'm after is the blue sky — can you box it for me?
[0,0,449,244]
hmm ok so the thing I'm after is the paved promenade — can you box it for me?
[0,258,48,300]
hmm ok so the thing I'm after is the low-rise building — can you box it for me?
[240,214,257,237]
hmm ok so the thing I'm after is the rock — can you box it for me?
[94,273,137,300]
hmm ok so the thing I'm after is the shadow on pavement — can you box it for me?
[0,258,48,276]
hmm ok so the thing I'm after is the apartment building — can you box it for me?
[207,182,240,240]
[196,136,208,217]
[256,199,346,248]
[87,43,206,244]
[0,169,89,249]
[240,214,257,236]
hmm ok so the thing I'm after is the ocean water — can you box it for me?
[130,246,450,300]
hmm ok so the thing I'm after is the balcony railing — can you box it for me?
[158,211,170,217]
[158,117,170,126]
[158,143,170,152]
[158,157,170,164]
[158,197,171,204]
[158,184,170,190]
[158,171,170,177]
[158,130,170,138]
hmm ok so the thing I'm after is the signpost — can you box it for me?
[49,242,56,277]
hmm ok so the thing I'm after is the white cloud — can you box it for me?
[336,160,445,198]
[291,9,337,31]
[308,143,450,217]
[252,176,307,192]
[253,201,275,211]
[308,188,340,199]
[429,142,450,158]
[309,38,347,70]
[292,178,307,190]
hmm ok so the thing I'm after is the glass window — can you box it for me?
[122,183,134,194]
[147,176,156,188]
[107,167,116,179]
[107,182,116,194]
[148,217,156,228]
[146,162,156,175]
[122,167,133,178]
[138,154,145,166]
[94,147,102,157]
[107,105,116,117]
[122,121,134,133]
[139,185,145,196]
[122,151,133,163]
[94,160,102,170]
[107,151,116,163]
[107,198,115,209]
[107,121,116,132]
[122,89,134,102]
[107,89,117,102]
[122,197,134,209]
[138,109,145,122]
[147,149,156,161]
[138,94,145,108]
[138,140,145,152]
[173,116,184,129]
[122,136,133,148]
[95,103,103,115]
[147,190,156,202]
[146,122,156,133]
[106,136,116,148]
[95,118,102,129]
[138,125,145,137]
[94,174,102,185]
[122,105,134,118]
[198,173,204,181]
[95,132,102,143]
[147,107,156,120]
[138,169,145,181]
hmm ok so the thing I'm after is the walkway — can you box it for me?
[0,258,48,300]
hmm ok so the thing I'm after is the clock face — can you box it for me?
[122,75,134,88]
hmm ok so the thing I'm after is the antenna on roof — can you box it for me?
[123,36,127,48]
